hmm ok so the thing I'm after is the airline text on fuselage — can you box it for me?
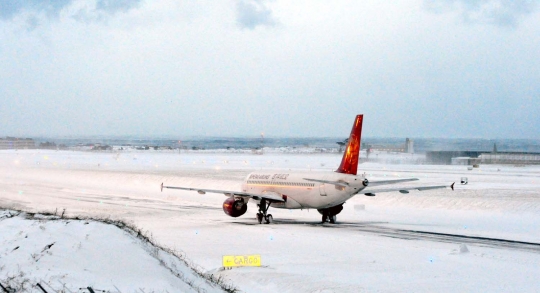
[249,173,290,180]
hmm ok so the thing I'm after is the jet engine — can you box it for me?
[222,197,247,217]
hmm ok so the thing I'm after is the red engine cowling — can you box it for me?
[222,197,247,217]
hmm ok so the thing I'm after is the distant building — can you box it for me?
[92,145,113,151]
[426,151,483,165]
[365,138,413,153]
[427,150,540,165]
[451,157,481,165]
[0,137,36,149]
[39,141,57,149]
[480,152,540,165]
[405,138,414,154]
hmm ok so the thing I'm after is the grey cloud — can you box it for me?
[0,0,73,20]
[25,15,40,30]
[236,0,277,29]
[0,0,142,26]
[424,0,539,27]
[72,0,142,23]
[95,0,142,15]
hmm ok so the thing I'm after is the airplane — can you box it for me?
[161,115,454,224]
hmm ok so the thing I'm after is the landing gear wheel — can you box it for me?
[257,213,263,224]
[321,213,328,223]
[329,215,336,224]
[265,214,273,224]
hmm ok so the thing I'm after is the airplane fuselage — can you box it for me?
[241,171,366,210]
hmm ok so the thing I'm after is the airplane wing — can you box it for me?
[359,183,454,196]
[161,183,285,202]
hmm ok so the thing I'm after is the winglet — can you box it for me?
[451,182,455,191]
[336,114,363,175]
[161,182,164,192]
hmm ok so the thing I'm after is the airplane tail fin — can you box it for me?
[335,114,363,175]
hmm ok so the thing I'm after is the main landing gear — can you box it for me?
[321,213,337,224]
[318,204,344,224]
[256,199,273,224]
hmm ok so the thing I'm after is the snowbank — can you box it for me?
[0,210,234,293]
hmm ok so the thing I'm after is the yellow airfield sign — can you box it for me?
[222,255,261,267]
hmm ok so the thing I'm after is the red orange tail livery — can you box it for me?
[335,115,363,175]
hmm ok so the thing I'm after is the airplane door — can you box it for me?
[319,183,327,196]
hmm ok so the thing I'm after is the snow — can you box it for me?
[0,211,228,292]
[1,149,540,292]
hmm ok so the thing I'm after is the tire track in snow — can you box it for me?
[236,219,540,253]
[328,222,540,253]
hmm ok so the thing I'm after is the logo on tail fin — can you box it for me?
[335,115,363,175]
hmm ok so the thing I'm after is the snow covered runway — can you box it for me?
[2,150,540,292]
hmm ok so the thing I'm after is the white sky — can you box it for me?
[1,0,539,138]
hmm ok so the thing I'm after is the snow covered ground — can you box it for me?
[1,149,540,292]
[0,210,230,292]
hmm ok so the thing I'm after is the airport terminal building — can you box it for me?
[428,150,540,165]
[0,137,36,150]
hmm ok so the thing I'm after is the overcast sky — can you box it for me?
[1,0,539,139]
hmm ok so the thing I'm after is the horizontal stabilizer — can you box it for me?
[367,178,419,186]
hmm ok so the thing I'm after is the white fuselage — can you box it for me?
[241,171,367,210]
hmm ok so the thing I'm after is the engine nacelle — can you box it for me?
[222,197,247,217]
